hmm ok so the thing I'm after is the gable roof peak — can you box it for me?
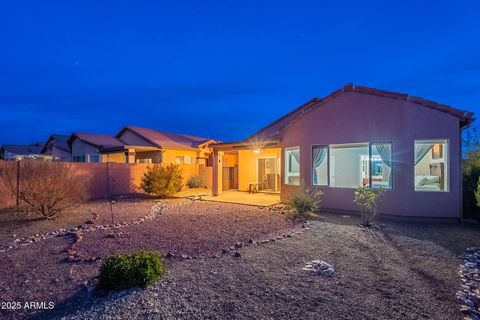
[246,83,475,142]
[117,125,216,150]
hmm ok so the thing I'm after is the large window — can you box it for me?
[330,143,369,188]
[87,154,99,163]
[312,146,328,186]
[414,140,448,192]
[326,142,392,189]
[176,155,194,164]
[285,147,300,185]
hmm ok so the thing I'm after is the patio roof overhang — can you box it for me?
[211,139,280,151]
[99,145,162,154]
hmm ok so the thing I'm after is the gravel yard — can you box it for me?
[1,200,479,320]
[0,199,297,320]
[74,201,297,259]
[34,213,480,320]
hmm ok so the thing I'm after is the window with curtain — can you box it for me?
[285,147,300,185]
[312,145,328,186]
[370,142,393,189]
[414,140,448,192]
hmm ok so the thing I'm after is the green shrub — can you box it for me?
[187,175,204,188]
[98,251,165,291]
[286,183,323,217]
[462,128,480,219]
[354,187,385,227]
[475,178,480,208]
[141,164,183,198]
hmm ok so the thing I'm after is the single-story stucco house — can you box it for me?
[211,84,475,220]
[41,134,72,161]
[110,126,216,165]
[68,126,216,165]
[68,132,125,163]
[0,143,49,160]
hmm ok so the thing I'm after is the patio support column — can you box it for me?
[212,149,223,196]
[126,149,136,164]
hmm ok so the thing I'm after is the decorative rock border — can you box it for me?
[0,200,175,255]
[161,204,308,261]
[456,247,480,320]
[1,199,307,264]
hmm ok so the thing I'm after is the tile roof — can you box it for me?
[246,83,475,142]
[41,134,70,153]
[117,126,215,150]
[68,132,125,149]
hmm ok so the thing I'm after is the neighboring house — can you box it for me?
[0,143,49,160]
[67,127,216,165]
[211,84,475,220]
[68,133,125,163]
[104,125,216,165]
[41,134,71,161]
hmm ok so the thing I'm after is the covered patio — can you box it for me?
[211,140,281,196]
[203,190,281,207]
[100,145,162,163]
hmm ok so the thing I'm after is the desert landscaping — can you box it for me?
[0,195,479,320]
[1,3,480,319]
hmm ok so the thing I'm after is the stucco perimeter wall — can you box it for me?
[238,148,281,192]
[280,92,462,219]
[0,161,212,208]
[0,163,16,208]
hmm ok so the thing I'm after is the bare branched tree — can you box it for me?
[0,160,86,219]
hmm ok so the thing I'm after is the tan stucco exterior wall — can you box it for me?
[71,139,99,161]
[237,148,280,191]
[162,149,198,164]
[223,153,238,167]
[101,152,126,163]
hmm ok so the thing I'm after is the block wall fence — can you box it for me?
[0,161,212,209]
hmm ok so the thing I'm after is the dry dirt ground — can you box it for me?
[1,200,479,320]
[0,198,297,320]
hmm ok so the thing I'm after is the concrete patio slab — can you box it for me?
[203,190,281,207]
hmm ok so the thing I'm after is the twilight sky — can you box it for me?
[1,1,479,144]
